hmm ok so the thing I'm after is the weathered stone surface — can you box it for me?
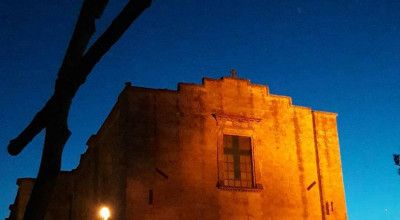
[8,76,347,220]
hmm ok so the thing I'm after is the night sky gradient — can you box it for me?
[1,1,400,219]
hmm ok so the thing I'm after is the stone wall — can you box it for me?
[122,77,347,219]
[8,76,347,220]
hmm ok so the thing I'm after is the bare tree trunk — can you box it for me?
[7,1,152,219]
[24,101,71,219]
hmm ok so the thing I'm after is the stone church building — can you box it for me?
[8,75,347,219]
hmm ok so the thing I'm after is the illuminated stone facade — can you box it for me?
[8,76,347,219]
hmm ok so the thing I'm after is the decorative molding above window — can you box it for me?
[211,112,262,124]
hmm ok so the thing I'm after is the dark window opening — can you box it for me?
[222,135,253,188]
[148,189,153,205]
[326,202,330,215]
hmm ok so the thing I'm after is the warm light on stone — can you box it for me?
[7,76,347,219]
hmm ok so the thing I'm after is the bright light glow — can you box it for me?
[99,206,110,220]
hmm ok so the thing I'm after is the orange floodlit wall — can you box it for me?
[8,76,347,220]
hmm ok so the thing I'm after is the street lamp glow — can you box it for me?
[99,206,110,220]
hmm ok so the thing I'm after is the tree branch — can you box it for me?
[6,0,152,219]
[7,0,110,156]
[57,0,152,92]
[23,106,71,220]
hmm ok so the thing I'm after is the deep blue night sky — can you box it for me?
[1,1,400,219]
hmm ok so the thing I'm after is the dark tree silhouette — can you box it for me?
[7,0,151,219]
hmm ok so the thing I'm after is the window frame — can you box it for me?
[217,131,263,192]
[221,134,255,188]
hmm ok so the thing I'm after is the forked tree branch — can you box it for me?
[7,0,109,156]
[7,0,151,219]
